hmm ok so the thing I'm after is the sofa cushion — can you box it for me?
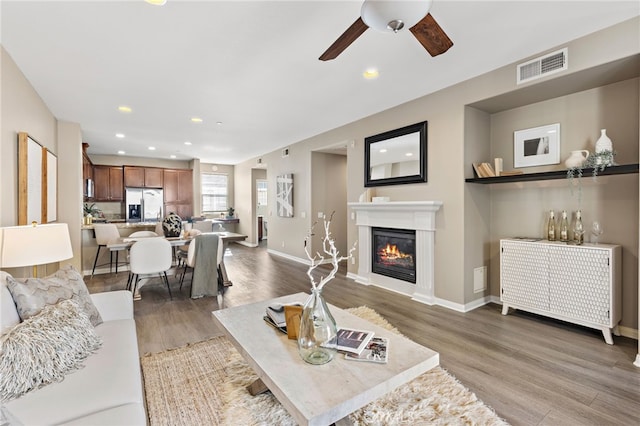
[0,299,102,402]
[4,318,143,425]
[1,271,20,335]
[6,265,103,326]
[60,403,147,426]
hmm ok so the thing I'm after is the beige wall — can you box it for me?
[311,152,347,257]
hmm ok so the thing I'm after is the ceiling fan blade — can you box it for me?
[409,13,453,57]
[319,17,369,61]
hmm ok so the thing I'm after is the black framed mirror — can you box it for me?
[364,121,428,187]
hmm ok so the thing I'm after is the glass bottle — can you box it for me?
[547,210,557,241]
[559,210,569,242]
[573,210,584,245]
[298,288,337,365]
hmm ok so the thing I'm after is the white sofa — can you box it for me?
[1,273,147,425]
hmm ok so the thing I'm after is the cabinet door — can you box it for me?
[500,240,549,311]
[165,204,192,221]
[93,166,110,201]
[163,170,179,203]
[124,166,144,187]
[549,245,611,326]
[177,170,193,203]
[109,167,124,201]
[144,168,164,188]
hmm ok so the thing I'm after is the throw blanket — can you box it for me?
[191,234,220,299]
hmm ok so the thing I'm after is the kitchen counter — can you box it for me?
[81,222,158,230]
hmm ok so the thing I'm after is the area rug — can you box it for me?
[141,306,509,426]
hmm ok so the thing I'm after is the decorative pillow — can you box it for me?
[6,265,103,326]
[0,299,102,402]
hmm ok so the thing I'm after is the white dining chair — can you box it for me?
[178,234,224,305]
[92,224,127,278]
[128,237,173,299]
[129,231,158,238]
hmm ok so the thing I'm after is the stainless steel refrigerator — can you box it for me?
[125,188,164,222]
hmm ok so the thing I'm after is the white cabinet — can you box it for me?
[500,239,621,344]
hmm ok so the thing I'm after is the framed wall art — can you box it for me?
[18,132,57,225]
[364,121,427,187]
[276,173,293,217]
[514,123,560,168]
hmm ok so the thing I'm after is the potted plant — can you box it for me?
[83,203,101,224]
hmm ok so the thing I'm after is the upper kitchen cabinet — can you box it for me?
[163,169,193,219]
[124,166,164,188]
[94,165,124,202]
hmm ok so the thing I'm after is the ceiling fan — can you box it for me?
[319,0,453,61]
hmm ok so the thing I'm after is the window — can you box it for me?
[257,180,268,206]
[201,173,228,212]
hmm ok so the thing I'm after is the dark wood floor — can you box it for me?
[87,241,640,426]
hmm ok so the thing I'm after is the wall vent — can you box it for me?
[517,48,568,84]
[281,147,290,158]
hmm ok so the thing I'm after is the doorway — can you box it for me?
[256,179,268,241]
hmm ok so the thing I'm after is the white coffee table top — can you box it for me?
[212,293,439,426]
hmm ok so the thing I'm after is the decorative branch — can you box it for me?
[304,211,358,291]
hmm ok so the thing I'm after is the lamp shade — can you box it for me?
[361,0,433,33]
[0,223,73,268]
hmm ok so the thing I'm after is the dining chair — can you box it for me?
[128,231,158,238]
[178,234,224,305]
[128,237,173,299]
[91,224,127,278]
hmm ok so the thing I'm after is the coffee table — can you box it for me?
[212,293,439,426]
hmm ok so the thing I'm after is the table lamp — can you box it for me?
[0,222,73,277]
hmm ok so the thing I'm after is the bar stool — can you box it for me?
[91,224,127,278]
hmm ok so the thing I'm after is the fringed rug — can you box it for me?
[141,306,509,426]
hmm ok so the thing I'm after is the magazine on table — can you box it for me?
[263,315,287,334]
[335,328,375,355]
[344,337,389,364]
[265,303,302,328]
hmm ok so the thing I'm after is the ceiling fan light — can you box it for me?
[361,0,432,33]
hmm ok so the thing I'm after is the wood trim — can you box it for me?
[18,132,29,225]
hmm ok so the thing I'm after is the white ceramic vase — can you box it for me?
[595,129,612,153]
[565,150,590,168]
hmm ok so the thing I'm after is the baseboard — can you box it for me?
[266,249,310,265]
[618,325,638,340]
[237,241,258,248]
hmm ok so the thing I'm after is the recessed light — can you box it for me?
[191,117,203,123]
[117,150,125,155]
[115,133,125,138]
[148,146,156,151]
[184,141,192,145]
[363,68,379,79]
[216,121,223,126]
[118,106,132,113]
[405,152,414,157]
[379,148,387,153]
[170,155,177,159]
[145,0,167,5]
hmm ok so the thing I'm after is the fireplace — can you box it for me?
[372,227,416,283]
[348,201,442,305]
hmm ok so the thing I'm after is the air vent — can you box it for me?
[517,48,568,84]
[281,147,290,158]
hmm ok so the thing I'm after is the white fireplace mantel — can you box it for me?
[348,201,443,305]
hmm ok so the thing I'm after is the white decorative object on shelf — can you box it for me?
[564,150,590,168]
[372,197,390,203]
[500,238,621,344]
[595,129,613,154]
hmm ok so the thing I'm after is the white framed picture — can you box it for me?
[514,123,560,168]
[276,174,293,217]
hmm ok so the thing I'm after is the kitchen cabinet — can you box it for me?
[500,238,621,344]
[94,165,124,201]
[163,169,193,219]
[124,166,164,188]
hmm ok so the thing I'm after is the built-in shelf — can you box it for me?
[465,163,639,184]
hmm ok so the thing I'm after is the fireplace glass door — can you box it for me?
[372,227,416,283]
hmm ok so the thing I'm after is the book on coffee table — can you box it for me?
[344,337,389,364]
[336,328,375,355]
[266,303,302,328]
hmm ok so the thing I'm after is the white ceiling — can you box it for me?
[2,1,638,165]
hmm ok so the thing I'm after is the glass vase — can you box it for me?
[297,288,337,365]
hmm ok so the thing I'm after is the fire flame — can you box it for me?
[379,244,412,261]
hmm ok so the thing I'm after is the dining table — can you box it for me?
[107,231,248,296]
